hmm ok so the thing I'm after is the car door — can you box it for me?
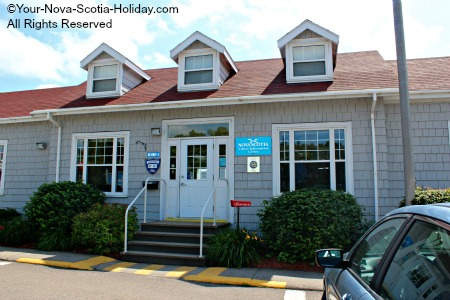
[376,217,450,300]
[325,217,408,300]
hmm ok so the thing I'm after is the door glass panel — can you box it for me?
[187,144,208,180]
[219,144,226,178]
[169,146,177,180]
[380,220,450,300]
[350,218,406,284]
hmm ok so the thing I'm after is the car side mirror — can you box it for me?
[315,249,344,268]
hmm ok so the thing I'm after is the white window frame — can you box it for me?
[86,59,123,99]
[286,38,334,84]
[177,49,219,92]
[0,140,7,195]
[272,122,354,195]
[70,131,130,197]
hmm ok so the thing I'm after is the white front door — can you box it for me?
[179,139,214,218]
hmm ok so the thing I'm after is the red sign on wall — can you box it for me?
[230,200,252,207]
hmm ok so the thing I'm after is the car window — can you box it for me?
[379,220,450,300]
[350,218,406,284]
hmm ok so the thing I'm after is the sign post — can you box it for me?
[230,200,251,230]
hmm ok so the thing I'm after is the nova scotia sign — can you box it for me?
[235,136,272,156]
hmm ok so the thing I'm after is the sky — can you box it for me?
[0,0,449,93]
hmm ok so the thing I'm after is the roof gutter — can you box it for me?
[46,113,61,183]
[30,88,401,117]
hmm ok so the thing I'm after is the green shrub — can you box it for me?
[72,203,140,255]
[37,227,72,251]
[206,228,262,268]
[257,188,367,264]
[0,208,21,225]
[400,186,450,207]
[24,181,105,251]
[0,217,35,246]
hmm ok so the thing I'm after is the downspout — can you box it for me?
[46,113,61,183]
[371,93,379,222]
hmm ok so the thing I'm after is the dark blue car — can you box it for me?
[316,203,450,300]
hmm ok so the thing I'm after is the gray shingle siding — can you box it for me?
[1,97,449,230]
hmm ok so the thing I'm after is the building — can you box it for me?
[1,20,450,230]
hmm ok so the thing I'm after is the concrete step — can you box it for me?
[133,231,213,244]
[121,250,206,267]
[127,240,205,255]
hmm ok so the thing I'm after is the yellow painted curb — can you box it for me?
[103,261,137,272]
[16,258,72,269]
[134,264,164,275]
[16,256,117,271]
[71,256,116,270]
[166,266,197,278]
[184,268,287,289]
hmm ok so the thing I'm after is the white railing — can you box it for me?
[199,177,228,258]
[124,177,166,253]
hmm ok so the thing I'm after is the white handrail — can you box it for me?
[124,177,166,253]
[199,177,228,258]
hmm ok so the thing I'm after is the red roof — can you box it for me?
[1,51,449,119]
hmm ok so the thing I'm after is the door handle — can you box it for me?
[342,294,352,300]
[180,182,187,186]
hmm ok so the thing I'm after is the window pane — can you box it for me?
[303,46,315,60]
[76,139,84,164]
[116,166,123,192]
[185,70,213,84]
[187,144,208,180]
[280,163,290,192]
[295,162,330,189]
[87,166,113,192]
[314,45,325,59]
[185,54,213,70]
[336,162,346,191]
[293,61,326,76]
[93,65,117,79]
[380,220,450,300]
[350,218,406,285]
[185,56,195,70]
[116,138,124,164]
[292,47,303,61]
[93,79,116,92]
[280,131,290,161]
[168,123,229,138]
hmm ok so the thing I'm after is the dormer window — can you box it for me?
[81,43,150,99]
[286,39,333,83]
[170,32,238,93]
[184,53,213,85]
[92,64,118,93]
[278,20,339,84]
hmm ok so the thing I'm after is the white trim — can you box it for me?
[70,131,130,197]
[448,121,450,148]
[0,140,7,195]
[277,19,339,50]
[28,88,401,117]
[161,116,235,223]
[177,49,219,92]
[286,39,334,83]
[80,43,150,80]
[272,122,354,195]
[0,88,442,123]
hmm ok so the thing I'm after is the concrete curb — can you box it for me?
[0,246,323,291]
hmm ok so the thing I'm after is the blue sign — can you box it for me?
[235,136,272,156]
[147,152,160,158]
[145,158,161,174]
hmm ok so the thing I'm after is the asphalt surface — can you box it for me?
[0,246,323,291]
